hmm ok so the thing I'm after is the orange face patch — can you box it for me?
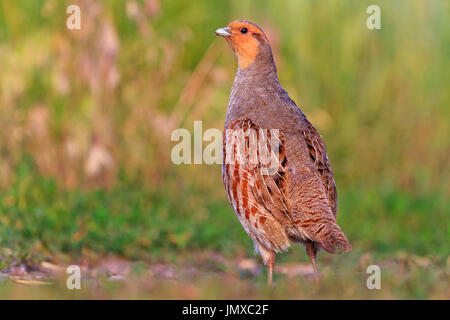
[225,21,267,69]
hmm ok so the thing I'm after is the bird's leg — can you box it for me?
[266,252,275,287]
[257,244,275,287]
[306,242,320,279]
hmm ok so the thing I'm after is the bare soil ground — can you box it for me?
[0,250,448,299]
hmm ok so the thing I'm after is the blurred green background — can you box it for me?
[0,0,448,298]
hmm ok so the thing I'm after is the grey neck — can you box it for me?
[226,46,290,124]
[233,47,281,90]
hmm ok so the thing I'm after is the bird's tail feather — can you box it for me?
[313,221,352,254]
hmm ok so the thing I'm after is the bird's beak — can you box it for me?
[215,26,231,37]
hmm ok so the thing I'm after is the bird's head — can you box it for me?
[215,20,273,70]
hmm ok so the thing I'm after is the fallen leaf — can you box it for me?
[13,279,51,285]
[41,261,66,272]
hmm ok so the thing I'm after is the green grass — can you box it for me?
[0,158,245,261]
[0,158,448,264]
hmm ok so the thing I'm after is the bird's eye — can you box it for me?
[241,27,248,34]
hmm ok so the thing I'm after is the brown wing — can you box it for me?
[222,119,291,253]
[301,118,338,217]
[285,117,350,253]
[222,118,350,254]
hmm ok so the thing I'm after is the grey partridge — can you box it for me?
[215,20,352,286]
